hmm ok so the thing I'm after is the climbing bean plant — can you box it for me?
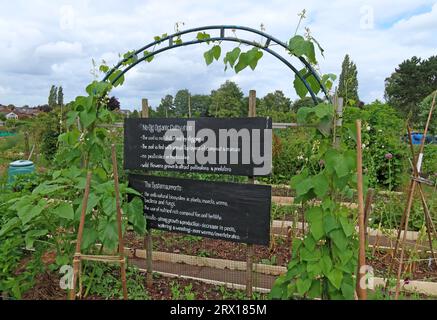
[269,104,360,300]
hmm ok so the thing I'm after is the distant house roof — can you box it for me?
[6,112,18,119]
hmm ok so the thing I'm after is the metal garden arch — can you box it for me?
[103,25,330,105]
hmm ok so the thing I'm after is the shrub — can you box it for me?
[342,102,407,190]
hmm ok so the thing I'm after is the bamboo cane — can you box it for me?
[111,144,128,300]
[69,171,92,300]
[355,120,367,300]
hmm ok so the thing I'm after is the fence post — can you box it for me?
[24,132,30,159]
[142,98,153,288]
[246,90,256,298]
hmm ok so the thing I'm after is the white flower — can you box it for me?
[366,125,371,131]
[362,143,366,149]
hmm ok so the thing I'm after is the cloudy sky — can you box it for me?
[0,0,436,111]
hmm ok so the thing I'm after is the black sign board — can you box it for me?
[129,174,271,246]
[124,117,272,176]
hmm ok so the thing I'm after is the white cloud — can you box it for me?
[35,41,83,59]
[0,0,436,109]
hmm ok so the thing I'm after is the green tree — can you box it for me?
[338,54,359,106]
[174,89,190,117]
[291,97,323,112]
[57,86,64,107]
[129,110,140,118]
[48,85,58,109]
[209,81,245,117]
[191,94,211,117]
[259,90,291,113]
[156,94,174,117]
[418,90,437,134]
[385,55,437,123]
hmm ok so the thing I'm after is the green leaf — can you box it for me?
[66,111,79,127]
[300,247,321,262]
[341,276,355,299]
[327,268,343,290]
[319,255,333,275]
[18,203,44,225]
[307,262,322,276]
[303,235,316,251]
[32,183,65,195]
[323,213,338,234]
[98,218,118,250]
[212,45,221,60]
[306,74,321,94]
[86,81,111,96]
[196,32,211,41]
[0,217,20,237]
[81,227,98,250]
[296,106,313,123]
[125,187,141,196]
[79,109,97,129]
[234,52,248,73]
[102,196,116,216]
[295,177,313,197]
[310,218,324,241]
[313,173,329,198]
[25,229,48,249]
[269,280,285,299]
[143,50,154,63]
[99,65,109,73]
[203,49,214,66]
[126,197,146,234]
[329,229,348,251]
[224,47,241,68]
[296,278,312,295]
[334,160,349,178]
[288,35,316,64]
[294,70,309,99]
[53,202,74,220]
[74,193,100,221]
[246,48,263,70]
[339,217,355,237]
[307,280,322,299]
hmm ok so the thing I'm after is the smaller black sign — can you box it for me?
[129,174,271,246]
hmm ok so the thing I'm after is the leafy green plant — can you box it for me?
[82,264,149,300]
[270,103,359,300]
[342,102,407,190]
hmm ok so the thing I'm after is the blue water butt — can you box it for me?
[7,160,35,184]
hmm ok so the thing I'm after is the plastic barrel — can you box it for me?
[7,160,35,184]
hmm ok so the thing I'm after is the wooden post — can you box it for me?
[142,99,149,118]
[24,132,30,159]
[69,171,92,300]
[111,144,128,300]
[355,120,367,300]
[188,93,192,118]
[246,90,256,298]
[141,98,153,288]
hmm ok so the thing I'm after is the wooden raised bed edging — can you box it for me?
[271,219,420,241]
[125,247,437,297]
